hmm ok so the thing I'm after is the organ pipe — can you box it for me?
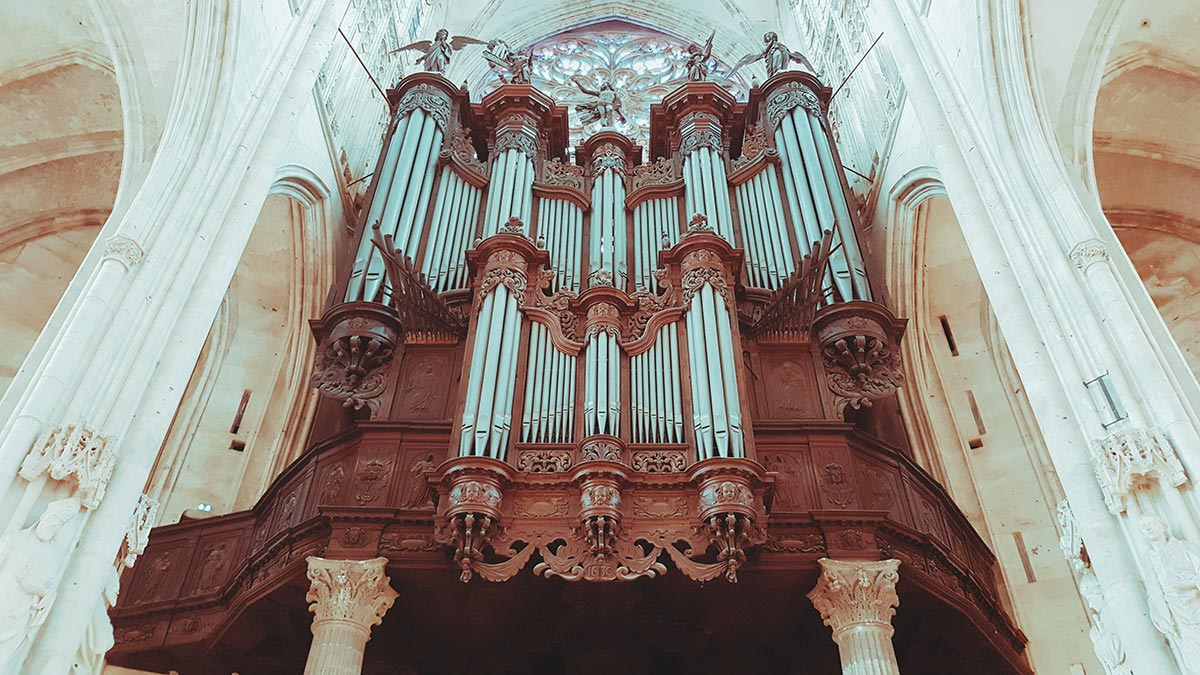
[631,323,685,444]
[686,284,744,459]
[535,198,582,292]
[734,169,794,289]
[484,147,534,236]
[459,284,522,459]
[583,330,621,437]
[632,196,679,292]
[346,105,447,302]
[588,164,628,288]
[519,323,577,444]
[681,146,734,243]
[423,168,483,292]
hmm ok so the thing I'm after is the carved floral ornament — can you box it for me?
[396,83,452,130]
[765,81,823,129]
[1069,238,1109,271]
[630,157,676,191]
[446,126,485,175]
[119,493,160,569]
[19,423,117,509]
[102,235,145,270]
[677,111,724,157]
[814,308,906,412]
[478,248,530,302]
[541,157,585,191]
[680,246,733,306]
[580,437,623,462]
[591,142,627,174]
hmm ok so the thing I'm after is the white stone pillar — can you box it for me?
[808,558,902,675]
[865,1,1184,673]
[304,557,397,675]
[17,0,352,670]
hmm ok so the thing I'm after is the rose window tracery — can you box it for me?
[482,21,748,149]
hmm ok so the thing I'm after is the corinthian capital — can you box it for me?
[305,557,398,629]
[807,558,901,636]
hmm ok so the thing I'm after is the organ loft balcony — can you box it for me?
[108,69,1031,675]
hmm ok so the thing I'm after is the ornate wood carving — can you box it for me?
[311,304,402,417]
[812,302,908,412]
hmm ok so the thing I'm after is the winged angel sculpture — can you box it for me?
[728,31,817,79]
[394,29,487,74]
[482,39,534,85]
[571,75,626,127]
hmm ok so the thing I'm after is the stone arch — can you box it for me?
[884,167,1096,672]
[151,168,337,522]
[0,40,125,398]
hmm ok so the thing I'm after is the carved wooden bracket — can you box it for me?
[812,302,907,413]
[429,456,772,584]
[310,303,403,417]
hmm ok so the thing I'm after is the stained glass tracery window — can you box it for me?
[483,21,749,150]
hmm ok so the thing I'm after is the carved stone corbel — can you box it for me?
[1091,428,1188,514]
[812,301,907,412]
[19,423,117,509]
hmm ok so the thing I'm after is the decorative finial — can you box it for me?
[501,216,525,234]
[688,213,712,232]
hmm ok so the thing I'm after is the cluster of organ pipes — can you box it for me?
[347,103,445,303]
[735,168,795,290]
[583,329,622,437]
[632,196,680,292]
[520,322,577,443]
[482,145,534,237]
[682,144,735,243]
[536,198,583,292]
[772,94,871,301]
[339,73,870,464]
[459,284,522,457]
[631,324,685,444]
[686,283,745,458]
[588,161,629,288]
[422,165,482,293]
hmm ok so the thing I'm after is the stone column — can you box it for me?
[304,557,398,675]
[808,558,902,675]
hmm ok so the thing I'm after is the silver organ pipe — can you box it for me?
[459,284,523,459]
[632,196,679,292]
[685,284,744,459]
[520,322,577,444]
[631,323,684,444]
[484,147,534,237]
[583,329,621,437]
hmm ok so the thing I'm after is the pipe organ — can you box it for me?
[111,70,1029,675]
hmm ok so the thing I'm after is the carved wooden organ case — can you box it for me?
[109,72,1030,672]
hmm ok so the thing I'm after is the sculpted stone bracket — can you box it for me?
[428,456,772,584]
[1090,427,1188,514]
[812,301,907,413]
[310,303,403,418]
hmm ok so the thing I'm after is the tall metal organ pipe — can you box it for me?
[632,196,680,292]
[631,323,684,444]
[587,157,628,287]
[345,100,448,302]
[769,89,870,301]
[520,322,577,444]
[459,283,523,459]
[536,197,583,292]
[685,284,744,459]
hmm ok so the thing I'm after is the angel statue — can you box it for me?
[571,75,626,127]
[484,39,534,85]
[729,31,817,79]
[685,31,716,82]
[394,29,486,74]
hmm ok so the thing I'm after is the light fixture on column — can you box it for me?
[1084,372,1128,428]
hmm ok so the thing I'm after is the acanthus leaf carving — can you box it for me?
[765,81,822,129]
[630,156,676,191]
[1091,428,1188,514]
[304,557,397,628]
[119,494,160,569]
[807,558,901,635]
[541,157,585,191]
[516,449,572,473]
[396,83,451,130]
[631,449,686,473]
